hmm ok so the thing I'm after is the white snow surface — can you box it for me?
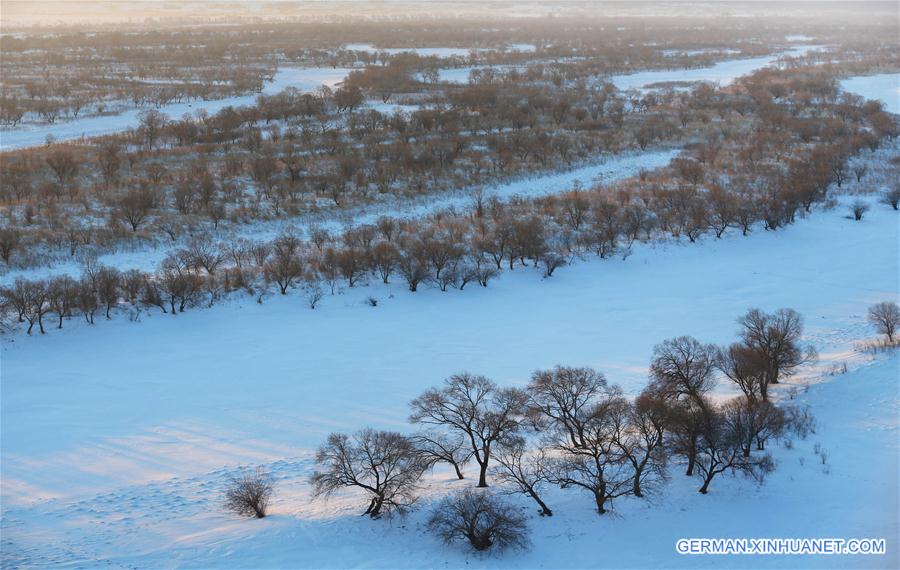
[1,194,898,568]
[0,67,352,151]
[840,73,900,115]
[609,45,827,91]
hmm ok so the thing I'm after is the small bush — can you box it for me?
[849,200,870,221]
[427,489,529,552]
[225,468,273,518]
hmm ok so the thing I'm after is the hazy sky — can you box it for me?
[2,1,894,29]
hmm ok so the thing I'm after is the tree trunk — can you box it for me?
[699,472,715,494]
[594,490,608,515]
[528,488,553,516]
[633,467,644,498]
[685,439,697,476]
[451,461,464,480]
[477,461,489,487]
[364,495,384,517]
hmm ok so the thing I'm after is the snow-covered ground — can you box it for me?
[610,45,827,91]
[2,193,897,567]
[840,73,900,114]
[0,68,352,151]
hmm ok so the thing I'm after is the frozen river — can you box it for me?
[609,45,826,91]
[840,72,900,114]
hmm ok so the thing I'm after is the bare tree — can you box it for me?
[667,396,710,477]
[548,392,635,515]
[77,278,99,324]
[694,404,775,494]
[721,397,786,458]
[156,255,203,314]
[649,336,718,402]
[137,109,169,149]
[410,431,473,480]
[648,336,718,475]
[493,436,554,516]
[0,227,22,265]
[426,489,530,552]
[7,278,50,335]
[264,232,305,294]
[45,148,79,186]
[737,308,816,400]
[370,241,399,284]
[867,301,900,343]
[716,342,768,402]
[617,387,671,498]
[311,429,427,518]
[410,373,527,487]
[47,275,78,329]
[96,266,121,319]
[183,236,224,277]
[225,468,273,518]
[527,366,608,449]
[115,185,156,232]
[396,238,431,292]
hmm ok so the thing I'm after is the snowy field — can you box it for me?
[840,73,900,114]
[2,193,897,567]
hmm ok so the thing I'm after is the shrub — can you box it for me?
[849,199,870,221]
[427,489,529,552]
[225,468,273,518]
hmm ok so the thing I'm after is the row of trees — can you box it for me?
[218,309,827,551]
[3,159,896,338]
[310,308,815,513]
